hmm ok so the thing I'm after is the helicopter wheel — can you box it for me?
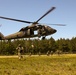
[42,36,46,40]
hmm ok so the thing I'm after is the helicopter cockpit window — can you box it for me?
[44,26,48,29]
[44,26,52,31]
[19,27,26,32]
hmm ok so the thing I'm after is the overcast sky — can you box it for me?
[0,0,76,40]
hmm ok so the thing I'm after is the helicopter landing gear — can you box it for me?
[42,36,46,40]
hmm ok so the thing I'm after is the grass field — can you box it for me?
[0,54,76,75]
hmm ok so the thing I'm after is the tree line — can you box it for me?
[0,37,76,55]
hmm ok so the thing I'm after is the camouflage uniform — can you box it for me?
[47,51,50,56]
[16,44,24,59]
[50,51,53,55]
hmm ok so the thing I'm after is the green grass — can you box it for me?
[0,54,76,75]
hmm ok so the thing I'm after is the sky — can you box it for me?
[0,0,76,40]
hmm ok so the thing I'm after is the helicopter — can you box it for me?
[0,7,65,40]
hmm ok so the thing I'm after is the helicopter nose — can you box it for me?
[53,29,57,33]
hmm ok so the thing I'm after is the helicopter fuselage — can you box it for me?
[0,25,57,40]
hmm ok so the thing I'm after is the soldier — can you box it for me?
[50,50,53,56]
[38,51,41,56]
[56,50,61,56]
[31,43,34,54]
[16,44,24,60]
[47,51,50,56]
[29,52,32,56]
[31,44,34,48]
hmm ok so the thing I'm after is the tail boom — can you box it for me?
[0,32,4,40]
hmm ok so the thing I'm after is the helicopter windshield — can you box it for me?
[44,25,52,29]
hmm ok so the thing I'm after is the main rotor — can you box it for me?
[0,7,56,25]
[0,7,65,26]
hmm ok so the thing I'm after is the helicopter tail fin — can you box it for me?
[0,32,4,40]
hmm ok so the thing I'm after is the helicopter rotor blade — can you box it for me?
[37,23,66,26]
[0,7,56,25]
[49,24,66,26]
[0,16,33,24]
[36,7,56,23]
[44,24,66,26]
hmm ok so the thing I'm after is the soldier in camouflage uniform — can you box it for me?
[16,44,24,59]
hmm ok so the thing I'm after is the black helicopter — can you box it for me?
[0,7,65,40]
